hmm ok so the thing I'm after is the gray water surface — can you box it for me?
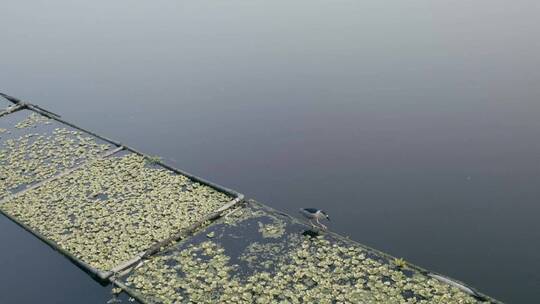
[1,1,540,303]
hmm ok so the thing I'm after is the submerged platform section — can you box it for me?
[115,201,490,304]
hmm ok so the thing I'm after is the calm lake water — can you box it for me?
[1,1,540,303]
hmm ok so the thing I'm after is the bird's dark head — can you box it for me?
[320,210,330,221]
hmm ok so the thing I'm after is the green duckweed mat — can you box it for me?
[0,109,114,199]
[114,201,494,304]
[0,150,234,276]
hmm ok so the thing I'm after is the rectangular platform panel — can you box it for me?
[0,150,240,279]
[115,201,487,304]
[0,109,114,199]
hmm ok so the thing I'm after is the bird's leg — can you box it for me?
[316,218,327,230]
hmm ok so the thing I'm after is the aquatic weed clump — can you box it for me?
[257,219,286,239]
[145,155,162,165]
[1,153,232,271]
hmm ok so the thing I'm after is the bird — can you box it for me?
[299,208,330,230]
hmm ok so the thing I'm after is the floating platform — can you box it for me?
[0,93,501,303]
[0,96,243,280]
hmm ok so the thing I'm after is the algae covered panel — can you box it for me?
[0,151,234,273]
[0,109,114,198]
[116,202,486,304]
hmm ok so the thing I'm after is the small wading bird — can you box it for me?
[299,208,330,230]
